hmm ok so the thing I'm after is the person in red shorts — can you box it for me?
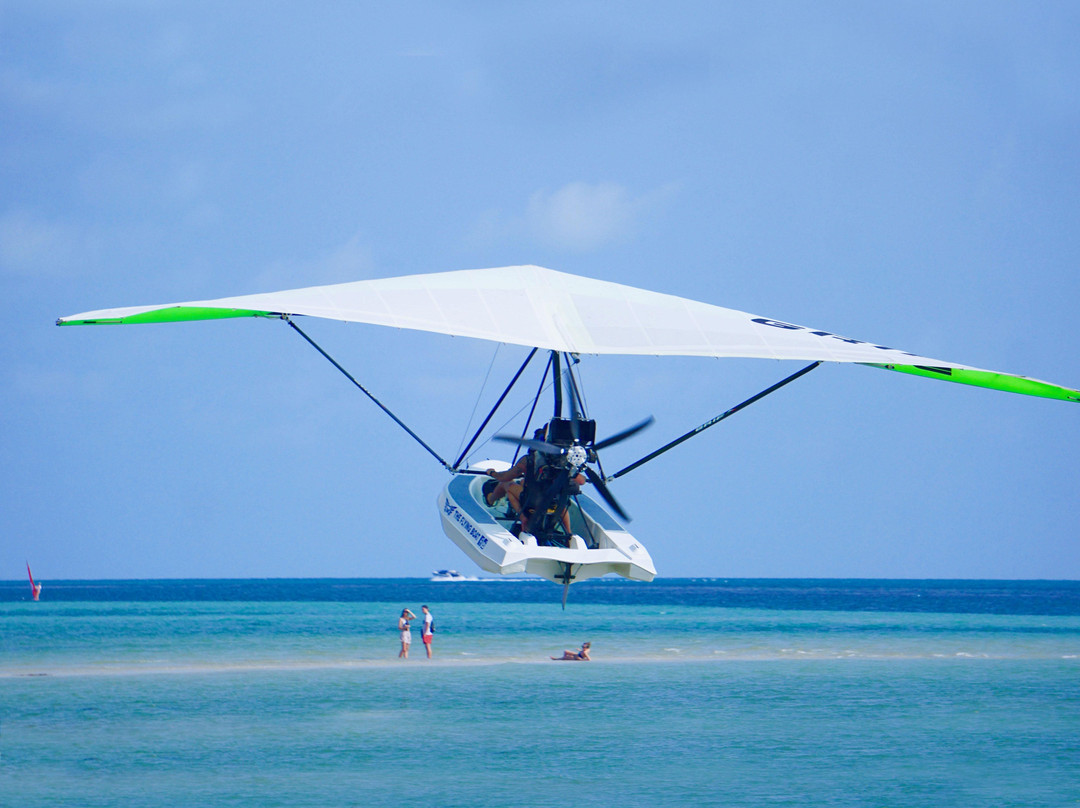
[421,605,435,658]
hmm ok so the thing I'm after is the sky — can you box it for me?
[3,1,1079,582]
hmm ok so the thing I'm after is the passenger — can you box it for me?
[551,642,591,661]
[484,428,546,514]
[484,454,528,508]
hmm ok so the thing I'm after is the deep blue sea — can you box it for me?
[3,578,1078,807]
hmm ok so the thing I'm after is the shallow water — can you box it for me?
[2,579,1078,807]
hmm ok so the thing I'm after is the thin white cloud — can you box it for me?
[473,181,678,253]
[252,231,376,290]
[527,182,636,251]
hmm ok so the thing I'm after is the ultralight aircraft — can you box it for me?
[59,265,1078,601]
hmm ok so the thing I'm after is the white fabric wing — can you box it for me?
[58,265,957,368]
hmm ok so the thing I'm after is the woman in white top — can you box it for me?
[398,608,416,658]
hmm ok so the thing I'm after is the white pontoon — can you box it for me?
[438,460,656,586]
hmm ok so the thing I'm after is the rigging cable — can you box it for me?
[511,353,554,465]
[453,347,538,470]
[609,361,822,480]
[284,317,453,471]
[456,343,501,464]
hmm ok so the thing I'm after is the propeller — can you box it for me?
[594,416,654,451]
[493,435,563,454]
[497,417,653,457]
[492,363,653,524]
[582,465,629,521]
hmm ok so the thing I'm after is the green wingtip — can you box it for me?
[863,363,1080,403]
[58,307,278,326]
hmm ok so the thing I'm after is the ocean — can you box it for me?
[2,578,1078,807]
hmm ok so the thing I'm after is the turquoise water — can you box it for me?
[2,581,1079,806]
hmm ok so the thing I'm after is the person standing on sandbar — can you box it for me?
[421,605,435,658]
[398,608,416,658]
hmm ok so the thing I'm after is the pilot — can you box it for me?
[544,471,586,538]
[518,431,585,539]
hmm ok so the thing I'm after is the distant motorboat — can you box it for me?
[430,569,478,582]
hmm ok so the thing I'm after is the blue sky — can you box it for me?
[4,1,1078,581]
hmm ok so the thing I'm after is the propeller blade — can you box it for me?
[593,416,655,451]
[493,434,563,454]
[583,466,630,521]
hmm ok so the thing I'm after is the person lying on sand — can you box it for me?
[551,642,590,661]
